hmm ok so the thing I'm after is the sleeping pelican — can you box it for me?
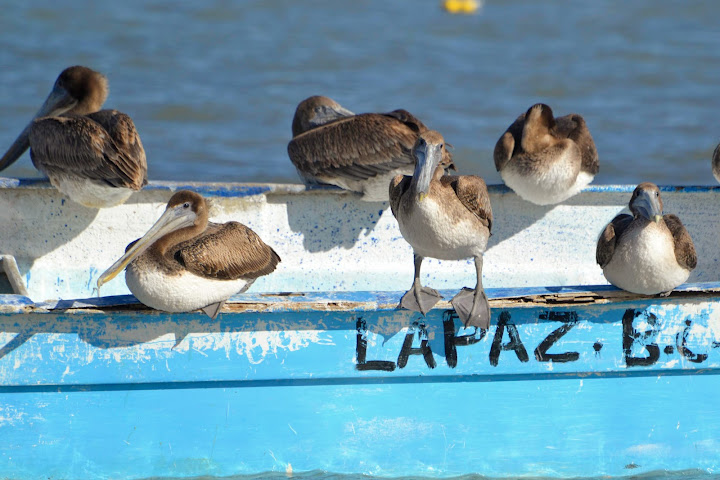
[0,65,147,208]
[97,190,281,318]
[390,130,493,329]
[288,96,453,202]
[596,183,696,295]
[494,103,598,205]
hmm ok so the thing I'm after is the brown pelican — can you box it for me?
[390,130,493,329]
[712,143,720,183]
[288,96,453,202]
[0,65,147,208]
[494,103,598,205]
[596,183,696,295]
[97,190,281,318]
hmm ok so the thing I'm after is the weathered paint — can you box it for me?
[2,179,720,301]
[1,286,720,478]
[1,180,720,478]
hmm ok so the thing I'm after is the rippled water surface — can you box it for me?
[1,1,719,187]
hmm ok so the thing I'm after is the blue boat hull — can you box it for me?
[4,376,717,478]
[1,286,718,478]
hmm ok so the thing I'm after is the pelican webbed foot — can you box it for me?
[451,287,490,329]
[399,280,443,315]
[201,300,226,319]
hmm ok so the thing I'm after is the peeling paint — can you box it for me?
[0,404,26,426]
[4,184,720,301]
[625,443,671,456]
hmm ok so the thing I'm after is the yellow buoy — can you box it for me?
[443,0,480,14]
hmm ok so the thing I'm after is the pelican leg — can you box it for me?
[451,255,490,329]
[399,253,442,315]
[201,300,226,320]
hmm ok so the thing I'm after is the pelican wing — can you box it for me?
[493,131,515,172]
[381,109,427,133]
[493,113,525,171]
[555,114,599,175]
[596,214,633,268]
[663,214,697,271]
[288,113,421,181]
[389,174,412,218]
[29,113,147,190]
[175,222,281,281]
[494,111,599,175]
[387,110,457,171]
[86,110,148,187]
[448,175,493,231]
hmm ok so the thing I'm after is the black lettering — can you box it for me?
[676,318,708,364]
[534,311,580,363]
[397,321,436,369]
[489,311,529,367]
[443,310,486,368]
[622,309,660,367]
[355,318,395,371]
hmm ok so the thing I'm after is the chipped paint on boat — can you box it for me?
[0,179,719,478]
[3,178,720,301]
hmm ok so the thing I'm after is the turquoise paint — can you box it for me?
[1,372,718,479]
[0,287,719,478]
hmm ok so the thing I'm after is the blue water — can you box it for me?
[1,2,719,479]
[1,1,719,187]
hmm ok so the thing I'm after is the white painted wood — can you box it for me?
[1,179,717,301]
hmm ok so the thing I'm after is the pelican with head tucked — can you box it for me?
[288,96,454,202]
[0,66,147,208]
[97,190,281,318]
[390,130,493,329]
[494,103,598,205]
[596,183,696,296]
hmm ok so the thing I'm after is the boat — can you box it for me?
[0,177,718,479]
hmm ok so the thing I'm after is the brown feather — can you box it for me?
[380,109,427,133]
[662,214,697,271]
[29,111,147,190]
[174,222,281,281]
[493,131,515,172]
[494,106,598,175]
[86,110,148,188]
[57,66,108,115]
[596,214,633,267]
[289,110,449,182]
[389,174,412,218]
[444,175,493,231]
[555,114,599,175]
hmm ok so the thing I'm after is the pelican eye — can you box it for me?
[655,191,659,197]
[183,202,190,209]
[439,143,444,149]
